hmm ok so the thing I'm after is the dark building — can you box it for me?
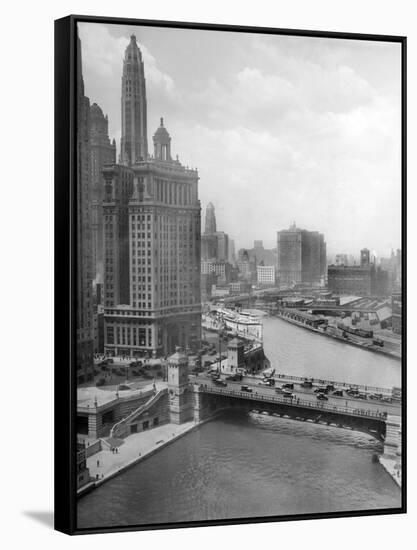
[328,265,373,296]
[103,36,201,357]
[328,263,389,297]
[201,202,230,263]
[277,223,326,285]
[76,34,94,384]
[201,234,218,260]
[360,248,370,267]
[392,292,402,334]
[89,103,116,285]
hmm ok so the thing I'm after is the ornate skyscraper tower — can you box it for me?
[120,35,148,166]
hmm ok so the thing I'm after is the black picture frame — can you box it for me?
[54,14,407,535]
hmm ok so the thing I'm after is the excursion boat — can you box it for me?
[205,307,263,342]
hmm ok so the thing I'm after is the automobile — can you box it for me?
[314,386,328,394]
[259,378,275,387]
[300,380,313,388]
[282,383,294,390]
[332,390,344,397]
[241,385,253,393]
[316,393,329,401]
[213,379,227,387]
[282,391,295,399]
[326,384,335,391]
[369,393,383,400]
[353,393,367,400]
[381,396,392,403]
[210,372,220,379]
[346,388,359,396]
[275,386,284,394]
[226,374,243,382]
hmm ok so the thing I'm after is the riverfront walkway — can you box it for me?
[80,420,199,496]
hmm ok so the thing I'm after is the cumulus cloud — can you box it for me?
[78,23,401,256]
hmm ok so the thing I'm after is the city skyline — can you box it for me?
[79,23,401,257]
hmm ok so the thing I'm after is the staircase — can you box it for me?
[109,388,168,439]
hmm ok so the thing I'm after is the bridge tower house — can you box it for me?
[227,338,245,372]
[167,348,193,424]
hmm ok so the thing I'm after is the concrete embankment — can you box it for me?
[78,418,210,498]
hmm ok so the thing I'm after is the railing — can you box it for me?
[263,373,394,396]
[198,385,388,420]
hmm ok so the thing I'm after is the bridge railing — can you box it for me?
[256,373,393,396]
[198,385,388,420]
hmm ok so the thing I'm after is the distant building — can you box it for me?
[215,231,229,262]
[277,223,326,285]
[335,253,348,266]
[201,260,230,283]
[392,292,402,334]
[328,265,373,296]
[228,238,236,265]
[201,234,218,260]
[257,265,276,287]
[360,248,370,267]
[204,202,217,235]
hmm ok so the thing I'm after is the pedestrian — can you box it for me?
[97,459,100,467]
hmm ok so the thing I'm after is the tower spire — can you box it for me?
[120,35,148,166]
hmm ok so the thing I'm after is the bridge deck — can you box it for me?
[197,384,389,421]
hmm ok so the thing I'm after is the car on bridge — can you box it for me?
[241,385,253,393]
[314,386,328,394]
[282,383,294,390]
[369,393,383,400]
[282,391,295,399]
[355,393,368,400]
[259,378,275,387]
[332,390,344,397]
[316,393,329,401]
[213,379,227,387]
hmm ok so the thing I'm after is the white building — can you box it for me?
[257,265,276,286]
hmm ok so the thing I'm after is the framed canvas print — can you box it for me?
[54,14,406,535]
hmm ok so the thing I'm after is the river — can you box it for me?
[77,316,402,529]
[77,410,400,529]
[263,316,401,388]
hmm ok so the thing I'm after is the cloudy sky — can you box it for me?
[79,22,402,257]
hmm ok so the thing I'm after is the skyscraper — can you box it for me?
[204,202,217,234]
[102,36,201,356]
[89,103,116,284]
[119,35,148,166]
[76,34,94,383]
[360,248,371,267]
[277,223,326,285]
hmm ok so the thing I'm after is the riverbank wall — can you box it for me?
[271,313,400,361]
[78,418,212,498]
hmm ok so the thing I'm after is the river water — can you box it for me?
[77,411,400,529]
[77,316,402,529]
[263,316,401,388]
